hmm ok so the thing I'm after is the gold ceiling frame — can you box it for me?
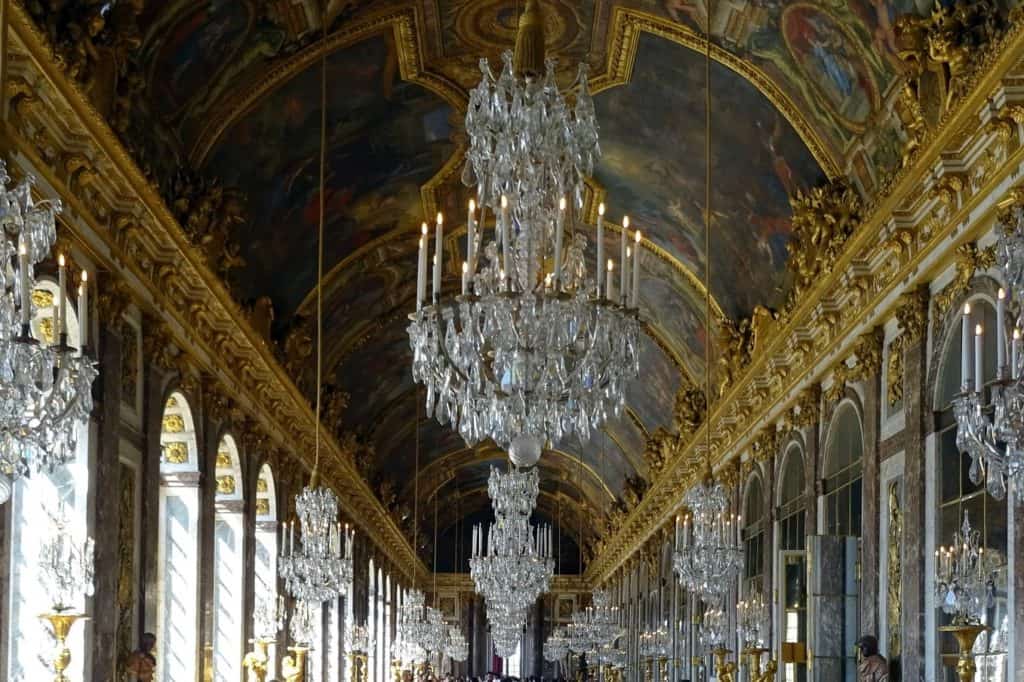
[0,3,428,581]
[584,27,1024,584]
[587,6,841,179]
[406,444,617,505]
[189,6,467,166]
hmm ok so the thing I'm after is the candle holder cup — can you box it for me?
[938,623,990,682]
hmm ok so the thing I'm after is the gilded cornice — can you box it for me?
[585,22,1024,584]
[3,1,426,582]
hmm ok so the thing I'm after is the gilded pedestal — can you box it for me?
[711,647,737,682]
[39,612,88,682]
[281,646,309,682]
[938,623,990,682]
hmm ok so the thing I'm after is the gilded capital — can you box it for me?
[932,243,993,316]
[896,286,930,342]
[792,384,822,429]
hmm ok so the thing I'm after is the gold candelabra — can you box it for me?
[658,656,671,682]
[712,647,737,682]
[742,647,777,682]
[281,645,309,682]
[939,623,990,682]
[243,638,275,682]
[39,612,88,682]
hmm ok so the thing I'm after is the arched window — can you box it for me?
[743,474,766,593]
[778,445,807,682]
[934,298,1007,678]
[368,559,377,680]
[254,464,279,676]
[158,391,201,681]
[6,278,90,681]
[383,573,392,679]
[822,403,863,537]
[213,435,245,682]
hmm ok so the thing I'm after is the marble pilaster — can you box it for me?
[90,324,123,682]
[860,365,883,639]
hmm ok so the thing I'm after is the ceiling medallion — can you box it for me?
[409,0,642,455]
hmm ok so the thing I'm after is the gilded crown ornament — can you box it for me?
[408,0,641,458]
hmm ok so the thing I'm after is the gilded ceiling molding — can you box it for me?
[590,6,841,179]
[585,25,1024,583]
[190,6,466,165]
[433,572,589,594]
[932,241,996,316]
[2,2,427,582]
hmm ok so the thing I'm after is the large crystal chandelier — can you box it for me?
[0,161,97,493]
[408,0,641,455]
[953,199,1024,501]
[279,12,354,603]
[672,469,742,602]
[470,466,554,641]
[935,511,997,624]
[445,624,469,663]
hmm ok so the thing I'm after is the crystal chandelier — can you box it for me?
[935,511,997,624]
[544,626,570,663]
[408,0,641,454]
[398,588,433,654]
[445,624,469,662]
[567,590,622,654]
[953,200,1024,501]
[491,620,524,658]
[737,590,768,648]
[279,499,353,602]
[470,466,554,639]
[697,603,729,651]
[639,626,671,660]
[38,507,94,612]
[0,161,97,493]
[672,471,743,602]
[346,623,371,654]
[255,595,286,640]
[279,11,355,603]
[289,599,319,646]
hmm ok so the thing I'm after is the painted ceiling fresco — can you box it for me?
[106,0,913,565]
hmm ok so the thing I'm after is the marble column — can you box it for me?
[0,485,10,676]
[762,455,776,648]
[807,535,858,681]
[139,362,174,635]
[900,315,929,682]
[860,362,883,640]
[198,410,219,682]
[90,323,123,682]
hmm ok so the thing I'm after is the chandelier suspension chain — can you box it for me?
[313,0,328,473]
[704,0,712,467]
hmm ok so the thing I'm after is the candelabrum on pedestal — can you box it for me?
[347,652,368,682]
[281,646,309,682]
[243,638,275,682]
[39,613,88,682]
[741,647,778,682]
[938,623,990,682]
[712,647,736,682]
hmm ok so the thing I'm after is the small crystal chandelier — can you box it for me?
[254,595,286,640]
[672,469,743,602]
[279,9,354,604]
[639,626,671,661]
[408,0,641,455]
[953,200,1024,501]
[935,511,997,624]
[697,603,729,651]
[398,588,432,653]
[470,466,554,639]
[289,599,319,646]
[0,161,97,494]
[38,507,94,612]
[567,590,622,655]
[544,626,570,663]
[737,590,768,648]
[445,624,469,663]
[346,623,371,654]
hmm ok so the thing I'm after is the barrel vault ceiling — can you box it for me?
[89,0,934,567]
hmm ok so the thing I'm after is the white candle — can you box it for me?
[17,240,29,327]
[417,224,427,310]
[57,254,66,339]
[632,230,641,308]
[554,196,566,289]
[997,288,1007,375]
[624,246,631,306]
[432,212,443,301]
[606,260,614,302]
[289,521,295,555]
[501,196,511,289]
[962,303,972,390]
[975,324,984,393]
[620,216,629,303]
[1013,329,1020,380]
[467,198,476,276]
[78,272,88,349]
[596,203,605,299]
[461,261,469,295]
